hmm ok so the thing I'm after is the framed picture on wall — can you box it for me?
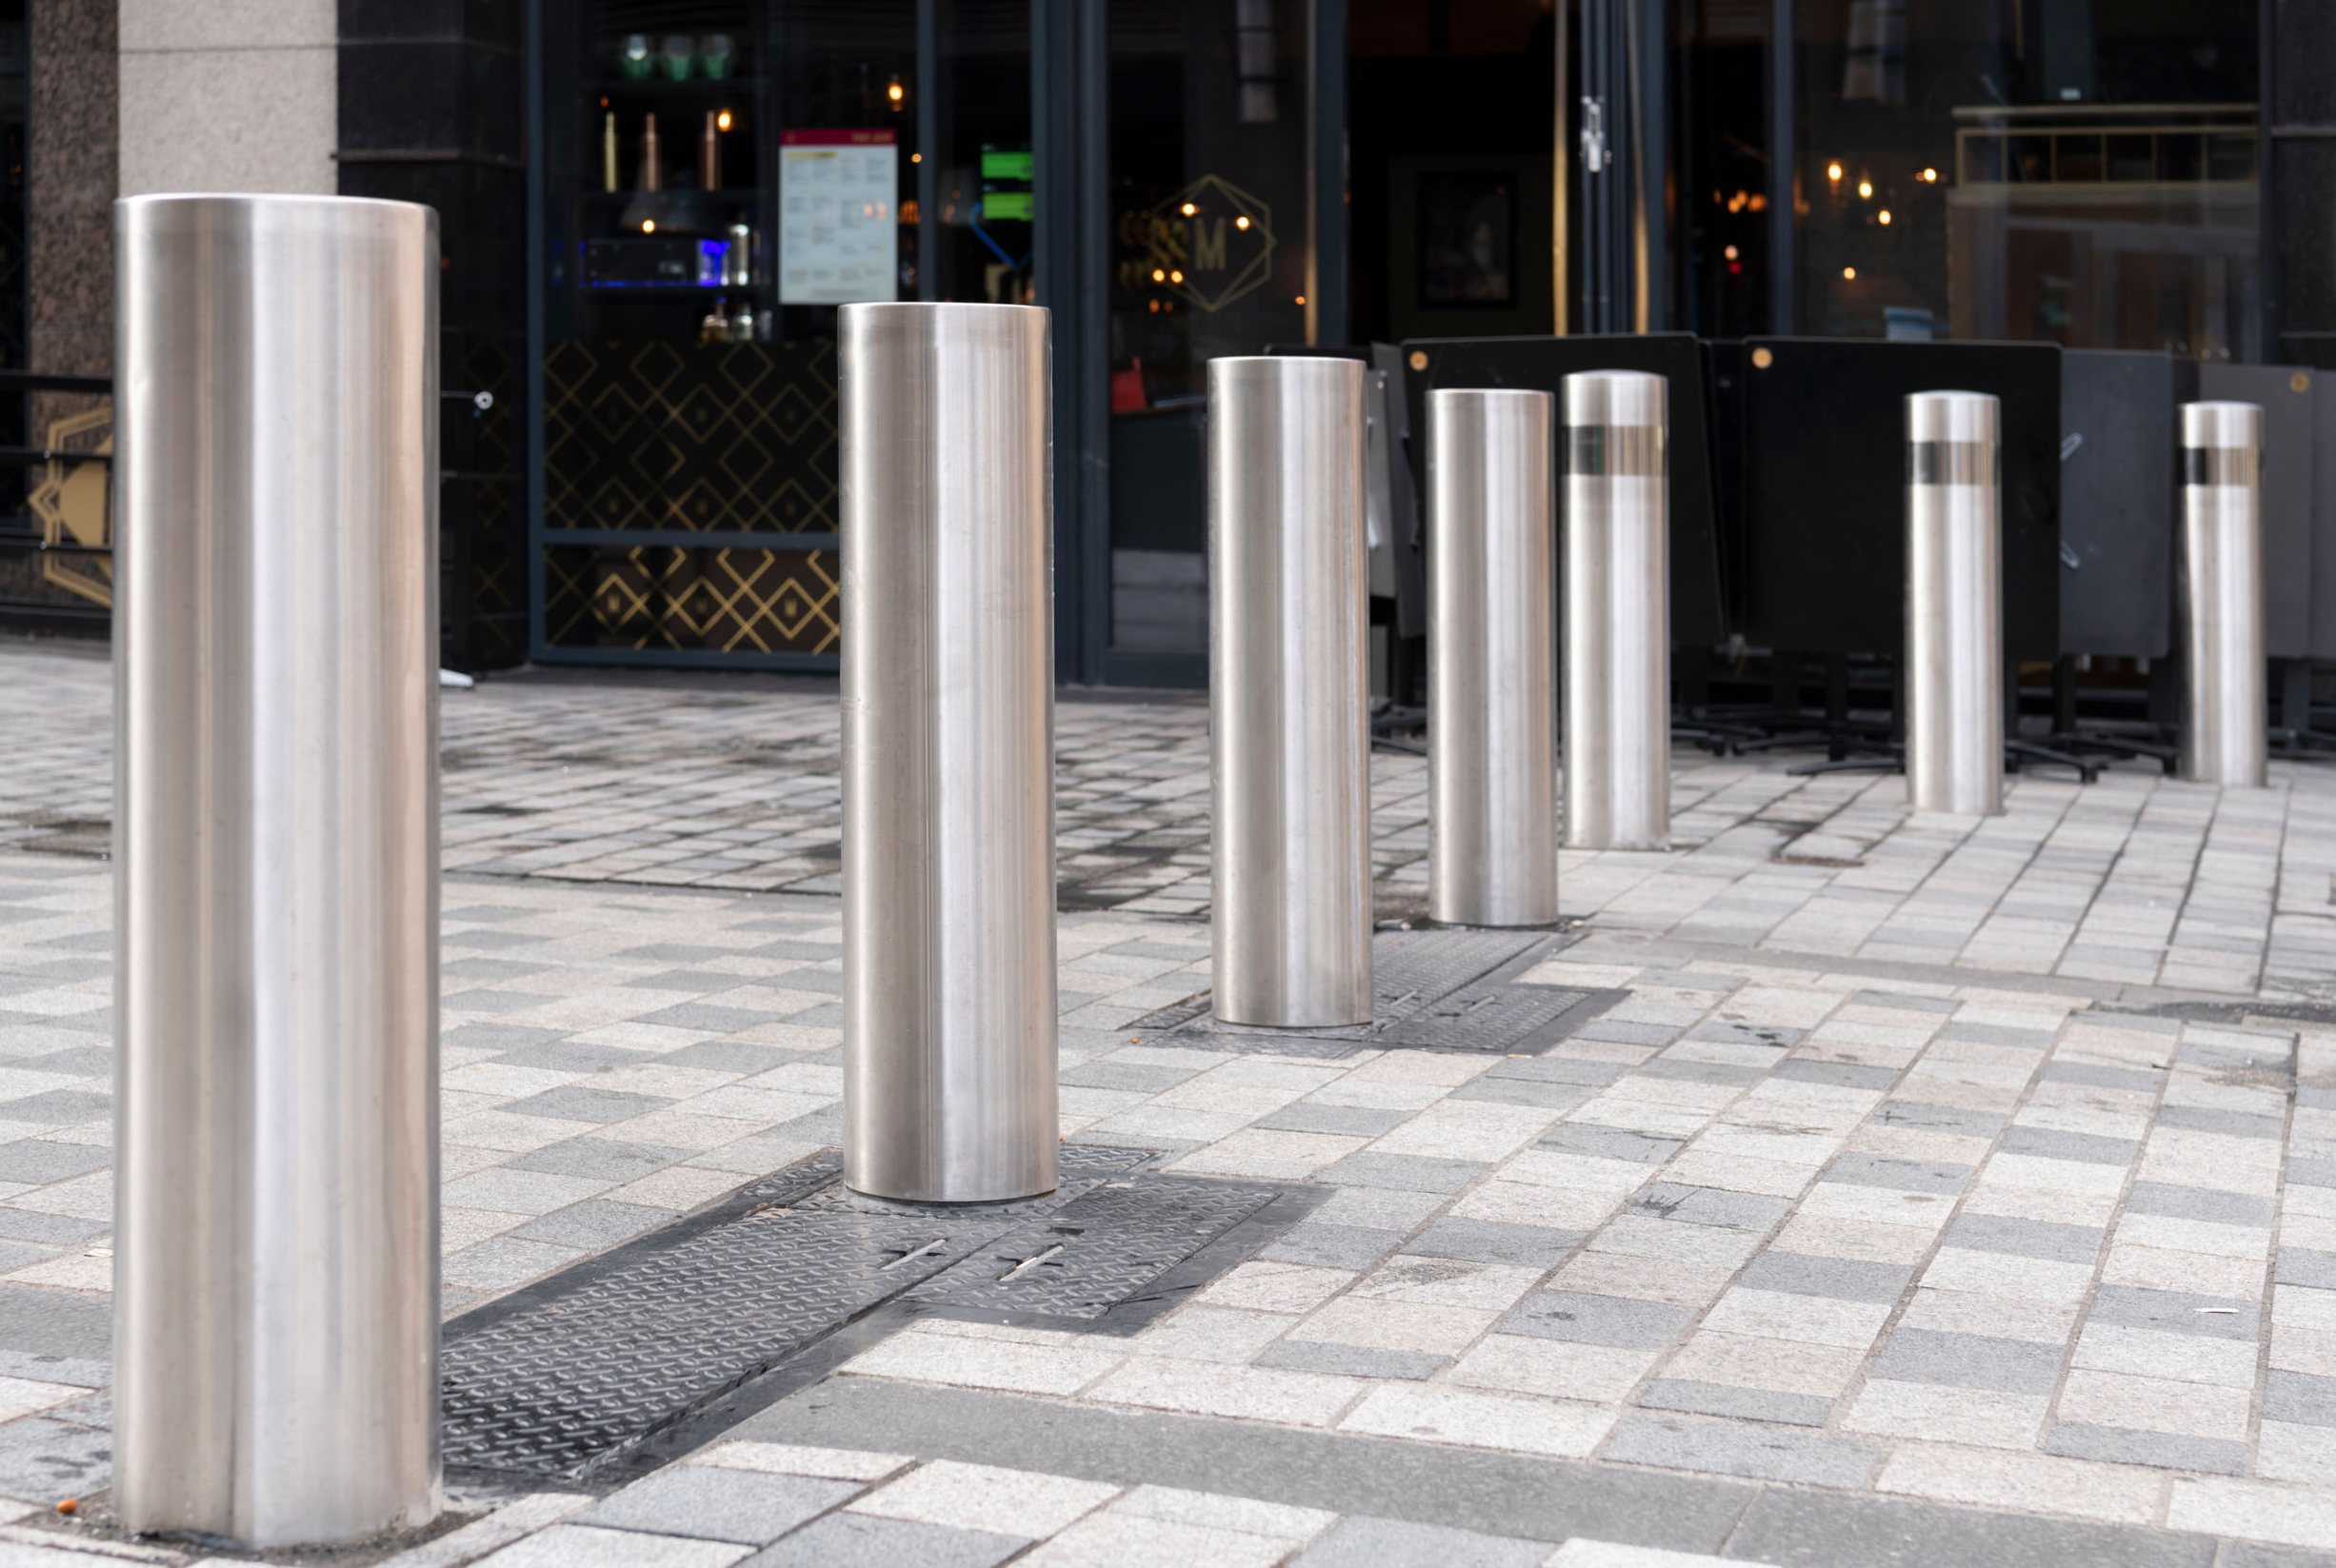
[1387,154,1549,343]
[1417,171,1516,308]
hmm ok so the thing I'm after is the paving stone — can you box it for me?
[1634,1379,1832,1427]
[498,1085,677,1123]
[2154,1103,2285,1140]
[2041,1062,2165,1093]
[1772,1059,1900,1090]
[1820,1154,1972,1195]
[2086,1284,2260,1340]
[494,1039,667,1072]
[1850,991,1959,1015]
[1600,1412,1878,1488]
[1290,1516,1550,1567]
[1868,1328,2066,1395]
[0,1416,114,1499]
[2281,1250,2336,1290]
[1627,1185,1792,1232]
[1867,1102,2003,1139]
[1541,1126,1686,1164]
[1736,1252,1912,1303]
[1941,1213,2105,1263]
[741,1513,1028,1568]
[664,1042,811,1075]
[1725,1488,2220,1567]
[1254,1340,1447,1380]
[2288,1159,2336,1191]
[1936,1022,2058,1049]
[2043,1422,2247,1475]
[1636,1058,1767,1086]
[509,1137,695,1184]
[1318,1153,1488,1193]
[639,1002,802,1032]
[0,1089,111,1123]
[1406,1219,1585,1270]
[1256,1103,1412,1138]
[1686,1022,1804,1049]
[2265,1371,2336,1429]
[446,1023,574,1053]
[0,1141,109,1185]
[2123,1182,2275,1227]
[1261,1223,1405,1271]
[1996,1125,2139,1165]
[513,1199,676,1250]
[1062,1060,1204,1093]
[1501,1291,1695,1349]
[1486,1057,1627,1086]
[0,1211,105,1246]
[1449,1078,1596,1110]
[576,1477,859,1542]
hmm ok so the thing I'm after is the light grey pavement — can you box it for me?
[4,638,2336,1564]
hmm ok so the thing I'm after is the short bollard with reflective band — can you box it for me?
[1563,369,1670,851]
[1904,390,2005,817]
[2178,400,2267,786]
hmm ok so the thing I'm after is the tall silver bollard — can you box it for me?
[840,303,1057,1201]
[1563,370,1670,850]
[1210,356,1372,1025]
[1904,390,2006,816]
[2180,400,2268,785]
[1429,388,1559,926]
[115,195,441,1545]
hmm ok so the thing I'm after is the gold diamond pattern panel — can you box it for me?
[545,545,840,655]
[544,341,838,534]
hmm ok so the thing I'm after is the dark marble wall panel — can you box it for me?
[28,0,113,387]
[8,0,117,619]
[341,0,529,667]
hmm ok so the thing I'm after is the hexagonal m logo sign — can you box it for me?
[1144,174,1276,314]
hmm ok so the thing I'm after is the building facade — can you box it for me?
[0,0,2326,685]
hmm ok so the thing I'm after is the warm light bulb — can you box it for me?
[1295,294,1307,306]
[1152,268,1167,282]
[1843,266,1856,279]
[1857,179,1873,199]
[1181,202,1197,215]
[1235,215,1250,229]
[1878,209,1891,225]
[1827,162,1843,181]
[643,219,656,232]
[910,151,921,163]
[1724,244,1738,260]
[1921,167,1938,182]
[717,110,732,131]
[888,76,904,102]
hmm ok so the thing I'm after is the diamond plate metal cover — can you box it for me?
[440,1149,1297,1479]
[441,1210,984,1477]
[913,1177,1282,1319]
[1145,928,1607,1056]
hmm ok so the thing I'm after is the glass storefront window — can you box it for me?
[534,0,1033,666]
[1106,0,1313,657]
[1790,0,2260,355]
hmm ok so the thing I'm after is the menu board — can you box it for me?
[778,129,898,305]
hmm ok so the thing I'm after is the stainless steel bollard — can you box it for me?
[1209,356,1372,1025]
[1428,388,1559,926]
[840,303,1058,1201]
[115,195,441,1546]
[1563,370,1670,850]
[2180,400,2268,786]
[1904,390,2006,816]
